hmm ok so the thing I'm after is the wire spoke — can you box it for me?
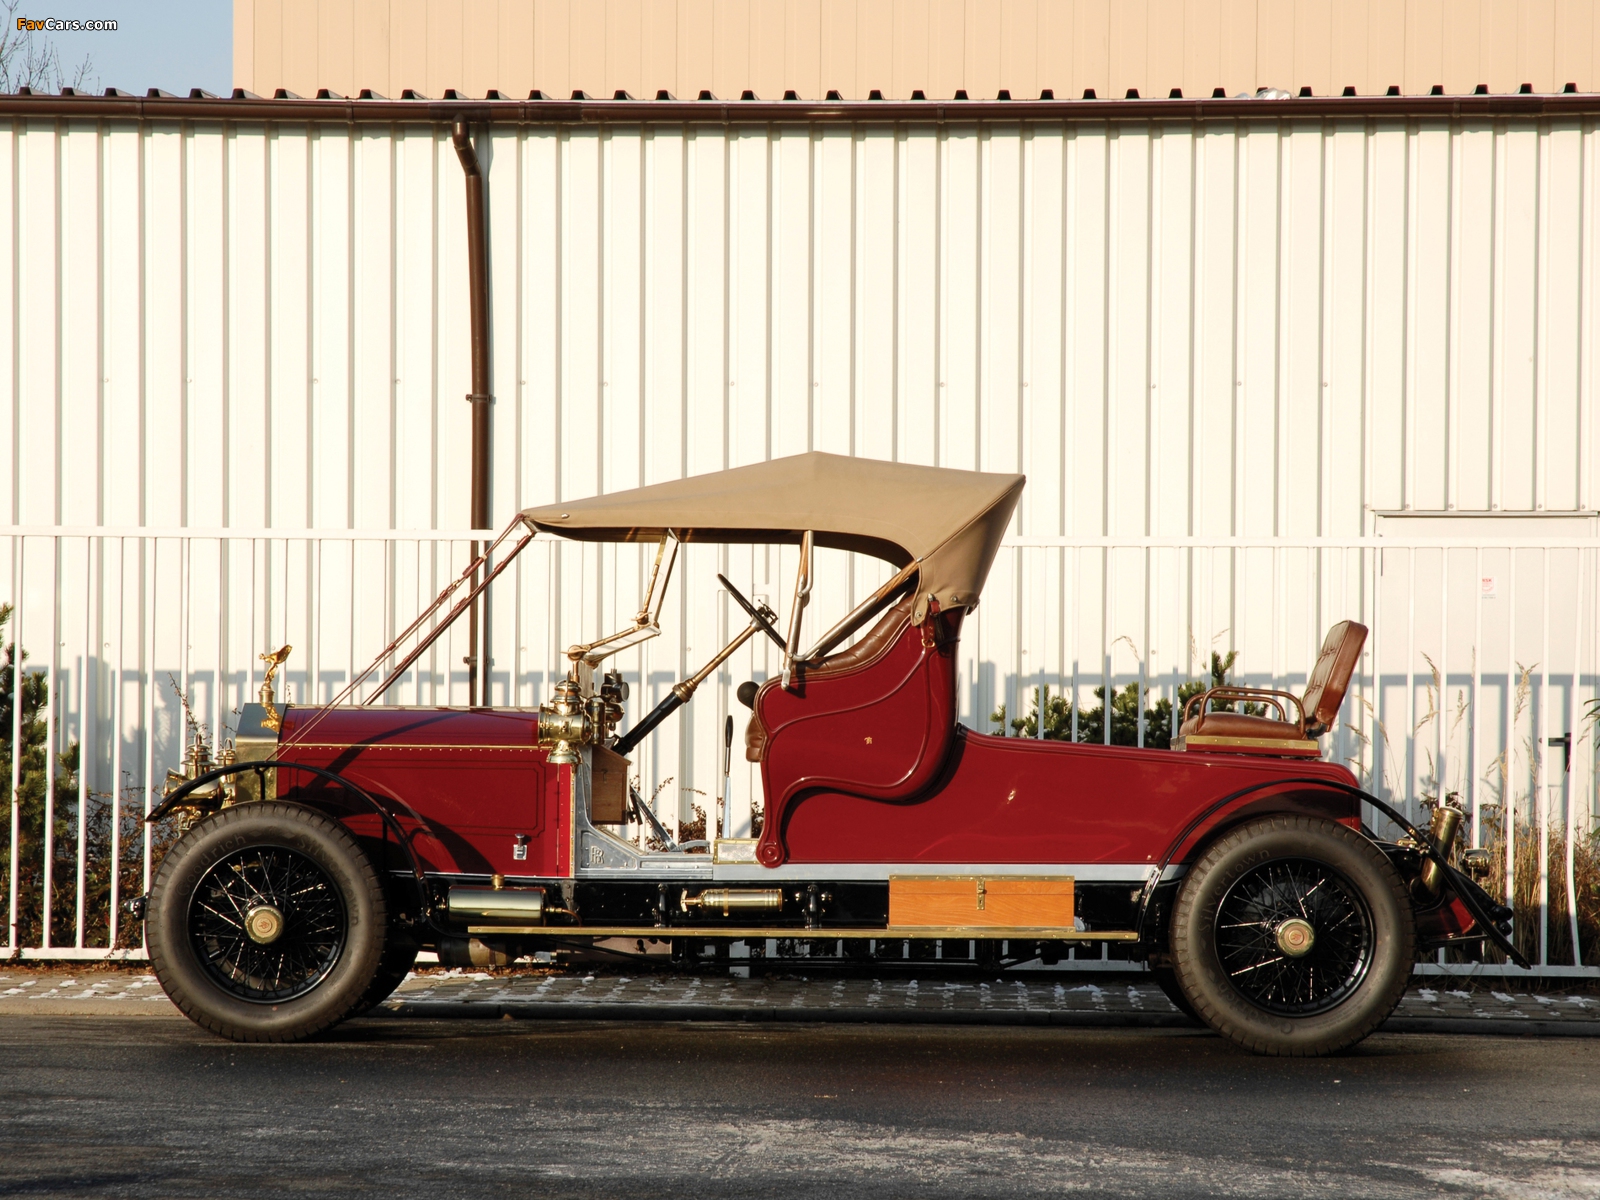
[1229,954,1289,977]
[1213,856,1374,1017]
[188,843,347,1004]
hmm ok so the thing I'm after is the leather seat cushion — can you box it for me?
[745,708,768,763]
[1302,619,1368,733]
[804,592,915,679]
[1180,711,1304,740]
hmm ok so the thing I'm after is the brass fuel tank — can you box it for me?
[447,885,546,924]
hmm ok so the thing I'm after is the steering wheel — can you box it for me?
[717,574,786,650]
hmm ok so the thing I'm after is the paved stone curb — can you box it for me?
[5,970,1599,1035]
[380,1001,1200,1028]
[0,972,178,1016]
[371,975,1600,1035]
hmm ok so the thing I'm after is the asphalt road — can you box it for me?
[2,1016,1599,1198]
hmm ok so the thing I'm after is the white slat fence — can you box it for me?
[2,528,1594,973]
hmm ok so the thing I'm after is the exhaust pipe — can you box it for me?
[437,936,514,968]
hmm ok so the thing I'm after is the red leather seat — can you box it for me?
[744,593,915,763]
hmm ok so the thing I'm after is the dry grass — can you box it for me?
[1343,653,1600,970]
[676,803,708,843]
[1475,821,1600,968]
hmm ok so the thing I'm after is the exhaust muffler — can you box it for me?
[437,936,515,968]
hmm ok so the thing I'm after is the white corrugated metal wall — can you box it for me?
[2,111,1597,955]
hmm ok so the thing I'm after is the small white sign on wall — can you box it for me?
[1481,576,1498,600]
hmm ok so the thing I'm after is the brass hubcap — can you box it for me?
[1275,917,1315,958]
[245,904,285,945]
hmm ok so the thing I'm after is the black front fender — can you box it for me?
[148,759,428,892]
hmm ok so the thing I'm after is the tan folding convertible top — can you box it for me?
[520,452,1025,620]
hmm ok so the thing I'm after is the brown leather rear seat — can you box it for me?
[1179,620,1368,756]
[1180,710,1304,740]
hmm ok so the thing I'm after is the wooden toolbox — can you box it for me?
[888,875,1075,930]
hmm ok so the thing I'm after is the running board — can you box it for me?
[464,924,1140,940]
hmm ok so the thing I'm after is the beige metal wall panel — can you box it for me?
[0,115,1595,852]
[236,0,1599,101]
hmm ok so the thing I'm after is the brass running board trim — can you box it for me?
[1177,734,1320,754]
[887,874,1075,882]
[464,924,1139,940]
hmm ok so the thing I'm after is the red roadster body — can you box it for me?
[143,453,1516,1054]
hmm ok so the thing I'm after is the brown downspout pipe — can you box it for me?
[452,120,492,706]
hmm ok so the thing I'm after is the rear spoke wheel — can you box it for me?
[1213,858,1373,1016]
[1169,814,1413,1056]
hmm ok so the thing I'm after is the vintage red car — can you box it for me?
[142,453,1519,1054]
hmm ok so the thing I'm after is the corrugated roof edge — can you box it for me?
[0,91,1597,124]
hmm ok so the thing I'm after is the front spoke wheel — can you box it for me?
[147,802,387,1042]
[189,844,348,1003]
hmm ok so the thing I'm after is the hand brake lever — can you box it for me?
[628,782,678,850]
[611,596,778,758]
